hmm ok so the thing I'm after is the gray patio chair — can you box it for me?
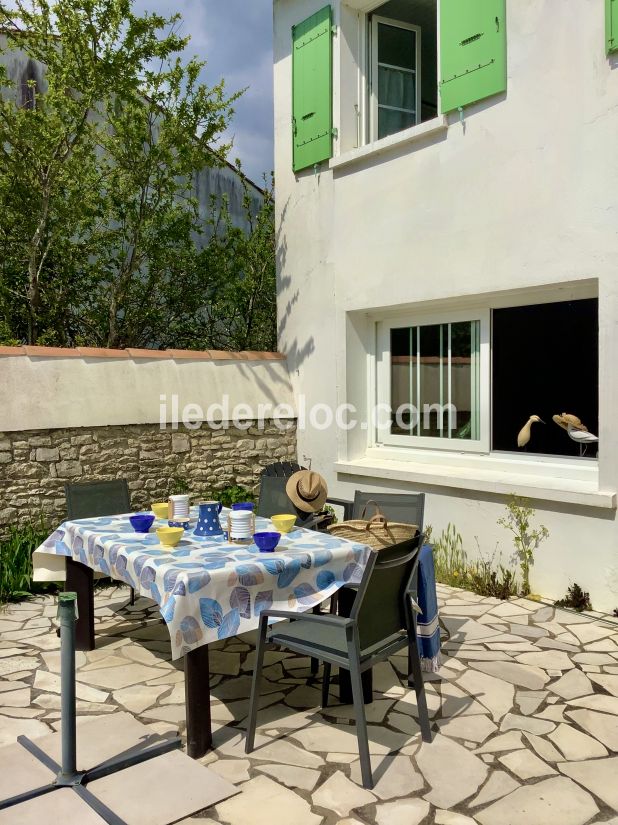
[334,490,426,700]
[245,534,432,789]
[257,472,327,530]
[65,479,135,605]
[257,469,330,676]
[351,490,425,529]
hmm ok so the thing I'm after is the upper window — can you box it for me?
[376,298,599,459]
[289,1,508,171]
[368,1,437,141]
[371,17,422,140]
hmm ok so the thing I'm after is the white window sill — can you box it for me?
[334,455,616,509]
[329,115,448,171]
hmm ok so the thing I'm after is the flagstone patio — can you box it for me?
[1,584,618,825]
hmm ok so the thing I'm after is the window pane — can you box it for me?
[391,327,414,435]
[418,323,444,438]
[451,321,475,440]
[378,107,416,139]
[378,65,416,111]
[389,320,481,441]
[378,22,416,71]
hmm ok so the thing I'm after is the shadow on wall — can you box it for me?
[275,197,316,372]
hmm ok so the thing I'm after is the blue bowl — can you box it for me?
[129,513,155,533]
[232,502,255,511]
[253,531,281,552]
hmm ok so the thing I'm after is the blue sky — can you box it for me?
[134,0,274,184]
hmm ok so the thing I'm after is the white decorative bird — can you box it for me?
[567,423,599,455]
[517,415,545,448]
[553,413,598,456]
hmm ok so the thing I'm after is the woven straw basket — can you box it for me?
[327,500,418,550]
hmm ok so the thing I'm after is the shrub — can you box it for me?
[467,557,518,600]
[208,485,256,508]
[431,525,518,600]
[497,496,549,597]
[0,522,53,604]
[555,583,593,612]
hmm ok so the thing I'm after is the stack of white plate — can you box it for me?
[229,510,253,540]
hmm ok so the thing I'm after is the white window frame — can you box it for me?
[376,308,491,453]
[369,15,422,143]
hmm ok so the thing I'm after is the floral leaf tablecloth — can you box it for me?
[35,510,372,659]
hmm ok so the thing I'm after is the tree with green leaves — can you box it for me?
[0,0,275,352]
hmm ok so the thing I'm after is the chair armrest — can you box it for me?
[326,497,353,520]
[301,513,327,531]
[260,608,353,629]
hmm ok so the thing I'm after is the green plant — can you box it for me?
[432,523,469,588]
[210,485,256,508]
[555,583,593,612]
[321,504,337,525]
[497,495,549,597]
[468,557,518,600]
[432,524,518,600]
[0,522,52,604]
[169,477,191,495]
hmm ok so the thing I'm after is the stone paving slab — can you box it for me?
[2,584,618,823]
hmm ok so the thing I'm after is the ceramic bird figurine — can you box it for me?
[567,423,599,456]
[553,413,598,455]
[517,415,545,448]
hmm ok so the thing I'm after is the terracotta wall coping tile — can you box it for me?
[240,351,286,361]
[207,350,245,361]
[166,349,213,361]
[124,348,171,359]
[0,345,286,362]
[78,347,131,359]
[23,345,82,358]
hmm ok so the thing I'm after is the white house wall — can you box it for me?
[274,0,618,609]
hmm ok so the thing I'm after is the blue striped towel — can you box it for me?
[415,544,442,672]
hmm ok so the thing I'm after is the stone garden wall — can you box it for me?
[0,347,297,533]
[0,421,297,532]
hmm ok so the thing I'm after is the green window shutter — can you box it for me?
[607,0,618,54]
[439,0,507,114]
[292,5,333,173]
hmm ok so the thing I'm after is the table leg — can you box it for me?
[65,559,94,651]
[185,645,212,759]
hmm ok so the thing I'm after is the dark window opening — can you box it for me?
[492,299,598,457]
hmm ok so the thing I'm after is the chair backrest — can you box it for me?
[352,491,425,531]
[257,474,314,527]
[65,479,131,520]
[261,462,304,478]
[351,534,424,653]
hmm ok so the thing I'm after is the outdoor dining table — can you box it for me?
[34,509,374,758]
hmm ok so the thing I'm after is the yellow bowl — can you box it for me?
[151,502,169,520]
[271,514,297,534]
[157,526,184,547]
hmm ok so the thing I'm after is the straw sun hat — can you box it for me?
[286,470,328,513]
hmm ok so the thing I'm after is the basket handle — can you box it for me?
[360,500,386,522]
[364,513,388,531]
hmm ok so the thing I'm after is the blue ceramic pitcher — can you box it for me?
[194,501,223,537]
